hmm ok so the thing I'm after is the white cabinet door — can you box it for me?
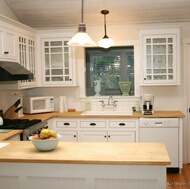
[108,131,135,142]
[140,27,180,85]
[41,38,74,86]
[80,131,135,142]
[0,27,16,60]
[56,130,77,142]
[54,119,78,142]
[80,131,107,142]
[18,34,37,88]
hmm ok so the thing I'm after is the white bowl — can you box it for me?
[29,134,62,151]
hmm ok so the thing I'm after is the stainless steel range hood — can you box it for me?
[0,61,34,81]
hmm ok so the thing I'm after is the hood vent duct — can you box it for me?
[0,61,34,81]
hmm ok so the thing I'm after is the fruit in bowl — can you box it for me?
[29,129,62,151]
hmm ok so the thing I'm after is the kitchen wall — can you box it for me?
[24,23,185,113]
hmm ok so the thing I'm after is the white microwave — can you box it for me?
[23,96,54,114]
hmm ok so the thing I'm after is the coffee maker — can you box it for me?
[142,94,154,115]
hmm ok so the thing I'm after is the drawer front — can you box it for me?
[80,121,106,128]
[56,121,77,128]
[109,121,136,128]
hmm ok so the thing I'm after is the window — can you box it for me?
[85,46,134,96]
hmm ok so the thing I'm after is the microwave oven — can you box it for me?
[23,96,54,114]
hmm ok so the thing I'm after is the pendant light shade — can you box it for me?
[98,10,114,49]
[67,0,95,47]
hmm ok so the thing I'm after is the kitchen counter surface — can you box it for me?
[0,130,22,141]
[22,110,185,121]
[0,141,170,165]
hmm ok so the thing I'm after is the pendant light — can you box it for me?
[98,10,114,49]
[67,0,95,47]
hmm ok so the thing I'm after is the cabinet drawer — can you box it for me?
[56,121,77,128]
[109,121,136,128]
[80,121,106,128]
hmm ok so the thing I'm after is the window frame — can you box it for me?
[85,47,134,96]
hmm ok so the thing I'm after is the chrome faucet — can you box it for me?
[100,96,117,107]
[108,96,114,105]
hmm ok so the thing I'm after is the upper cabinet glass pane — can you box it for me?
[153,38,166,43]
[50,41,62,46]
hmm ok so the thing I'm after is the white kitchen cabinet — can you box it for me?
[53,119,78,142]
[0,26,16,60]
[18,33,37,88]
[41,38,75,86]
[56,130,77,141]
[80,131,135,142]
[80,131,107,142]
[79,119,137,142]
[50,118,138,143]
[139,26,180,85]
[108,131,135,142]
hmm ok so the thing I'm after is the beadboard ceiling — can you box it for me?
[4,0,190,28]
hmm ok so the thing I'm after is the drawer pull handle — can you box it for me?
[64,123,70,126]
[4,51,9,54]
[119,123,126,126]
[90,123,96,126]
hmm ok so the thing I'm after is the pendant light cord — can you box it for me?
[81,0,84,23]
[101,10,109,39]
[104,14,107,37]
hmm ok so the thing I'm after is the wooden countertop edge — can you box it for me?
[0,130,23,141]
[22,111,185,121]
[0,159,170,165]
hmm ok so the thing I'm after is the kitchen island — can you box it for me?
[0,141,170,189]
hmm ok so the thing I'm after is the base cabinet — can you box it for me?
[0,162,167,189]
[80,131,135,142]
[51,118,138,143]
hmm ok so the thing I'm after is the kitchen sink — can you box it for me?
[81,110,133,116]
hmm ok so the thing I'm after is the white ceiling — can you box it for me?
[4,0,190,28]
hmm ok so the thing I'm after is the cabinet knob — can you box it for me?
[74,135,76,138]
[90,123,96,126]
[108,135,111,138]
[4,51,9,54]
[104,135,107,138]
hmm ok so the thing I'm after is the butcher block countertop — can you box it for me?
[0,141,170,165]
[0,130,22,141]
[22,111,185,121]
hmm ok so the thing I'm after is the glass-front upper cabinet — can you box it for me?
[41,38,74,86]
[18,34,37,88]
[140,27,180,85]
